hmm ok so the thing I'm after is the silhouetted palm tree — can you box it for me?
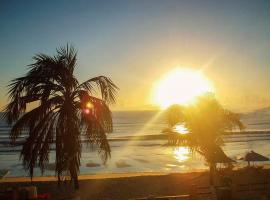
[3,45,118,189]
[163,94,244,185]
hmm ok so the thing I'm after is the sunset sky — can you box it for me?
[1,0,270,112]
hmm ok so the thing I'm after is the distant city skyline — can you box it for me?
[1,0,270,112]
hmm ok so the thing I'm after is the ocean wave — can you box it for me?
[0,131,269,147]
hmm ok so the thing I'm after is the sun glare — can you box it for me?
[153,68,213,108]
[174,124,188,135]
[173,147,189,162]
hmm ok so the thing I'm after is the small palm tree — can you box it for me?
[3,45,118,189]
[163,94,244,185]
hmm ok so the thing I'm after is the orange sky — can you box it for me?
[1,1,270,112]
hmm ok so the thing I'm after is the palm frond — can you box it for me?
[223,110,245,131]
[2,44,118,189]
[9,96,63,143]
[20,110,56,178]
[164,104,184,127]
[78,92,112,163]
[77,76,118,104]
[163,94,243,165]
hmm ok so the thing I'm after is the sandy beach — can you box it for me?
[0,172,206,199]
[1,169,270,200]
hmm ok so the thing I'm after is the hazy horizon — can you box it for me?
[1,0,270,112]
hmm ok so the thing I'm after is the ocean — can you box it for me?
[1,110,270,177]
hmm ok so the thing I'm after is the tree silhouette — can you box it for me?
[3,45,118,189]
[163,94,244,185]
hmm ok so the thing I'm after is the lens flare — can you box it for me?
[84,108,90,114]
[86,102,93,109]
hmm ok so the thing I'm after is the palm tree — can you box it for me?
[163,94,244,185]
[3,45,118,189]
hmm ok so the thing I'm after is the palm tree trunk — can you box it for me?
[69,162,79,190]
[57,174,61,187]
[209,163,215,185]
[73,174,79,190]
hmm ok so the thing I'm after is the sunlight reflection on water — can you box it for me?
[173,146,190,162]
[174,124,188,134]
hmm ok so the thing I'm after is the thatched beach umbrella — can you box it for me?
[213,154,236,164]
[244,151,269,166]
[212,147,236,164]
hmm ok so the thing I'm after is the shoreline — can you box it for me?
[3,164,270,183]
[1,172,170,183]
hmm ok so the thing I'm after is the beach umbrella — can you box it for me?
[244,151,269,166]
[213,154,236,164]
[212,147,236,164]
[0,169,9,180]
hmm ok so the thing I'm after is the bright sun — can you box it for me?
[153,68,213,108]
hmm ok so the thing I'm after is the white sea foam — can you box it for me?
[0,110,270,177]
